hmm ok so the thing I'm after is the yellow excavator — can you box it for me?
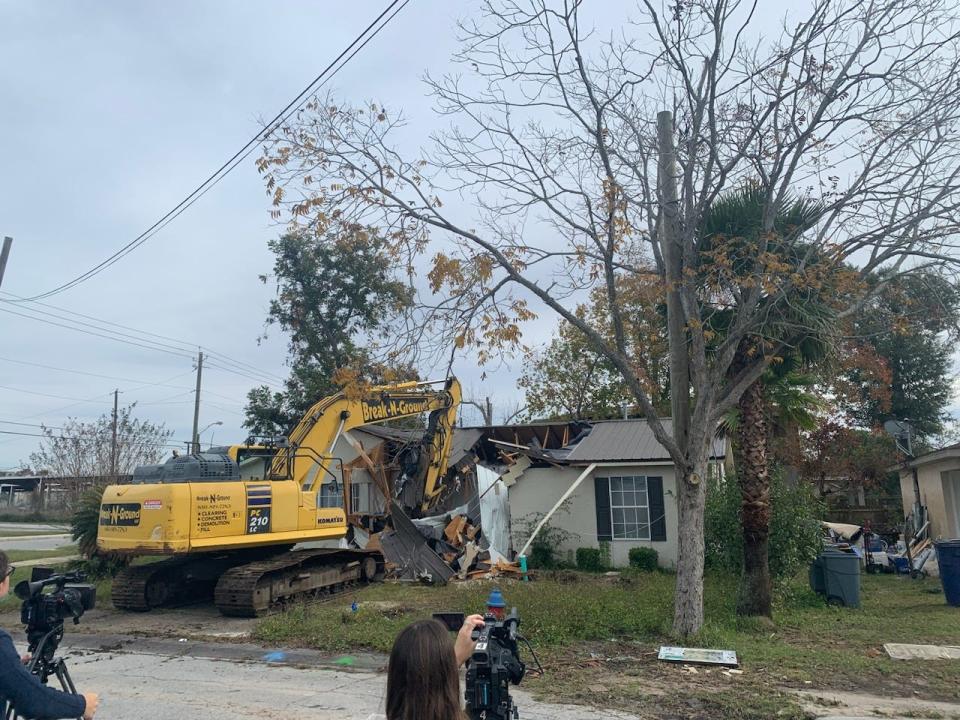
[96,378,461,616]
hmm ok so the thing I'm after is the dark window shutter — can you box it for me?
[648,476,667,542]
[594,476,612,542]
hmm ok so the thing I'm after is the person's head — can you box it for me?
[386,619,464,720]
[0,550,11,598]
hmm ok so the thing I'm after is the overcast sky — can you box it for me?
[0,0,539,469]
[3,2,958,470]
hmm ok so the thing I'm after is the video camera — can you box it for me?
[14,568,96,680]
[434,610,527,720]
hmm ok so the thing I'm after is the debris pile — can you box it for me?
[377,501,522,585]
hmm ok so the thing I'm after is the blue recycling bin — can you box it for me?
[934,539,960,607]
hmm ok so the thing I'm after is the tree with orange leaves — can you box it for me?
[257,1,960,636]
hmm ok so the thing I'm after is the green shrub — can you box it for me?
[514,507,580,569]
[598,541,611,569]
[705,469,823,581]
[628,547,659,571]
[70,482,129,578]
[576,547,604,571]
[0,510,72,523]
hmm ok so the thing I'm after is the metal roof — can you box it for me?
[564,418,725,464]
[448,428,485,467]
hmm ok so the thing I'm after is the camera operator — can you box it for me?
[0,551,98,720]
[384,613,484,720]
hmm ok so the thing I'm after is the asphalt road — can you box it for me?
[50,637,640,720]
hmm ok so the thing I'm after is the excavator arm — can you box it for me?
[270,377,462,512]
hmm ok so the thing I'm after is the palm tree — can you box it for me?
[702,184,829,618]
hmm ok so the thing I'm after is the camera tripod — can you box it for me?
[4,625,81,720]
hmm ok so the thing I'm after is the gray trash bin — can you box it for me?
[821,547,861,608]
[809,554,826,594]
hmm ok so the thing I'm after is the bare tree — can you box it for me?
[258,0,960,635]
[462,395,527,425]
[29,404,173,481]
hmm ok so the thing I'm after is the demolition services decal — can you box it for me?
[99,503,142,527]
[360,397,430,423]
[245,483,272,534]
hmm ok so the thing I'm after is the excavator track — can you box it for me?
[111,557,214,611]
[111,548,289,611]
[214,548,382,617]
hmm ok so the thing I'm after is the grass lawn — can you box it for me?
[0,556,112,613]
[255,569,960,719]
[2,546,78,563]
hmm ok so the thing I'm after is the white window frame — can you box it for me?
[319,481,343,509]
[349,482,369,514]
[608,475,650,540]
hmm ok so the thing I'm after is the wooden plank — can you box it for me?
[444,515,467,545]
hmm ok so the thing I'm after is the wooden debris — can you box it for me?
[457,542,481,579]
[444,515,468,545]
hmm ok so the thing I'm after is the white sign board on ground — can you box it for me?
[658,646,739,667]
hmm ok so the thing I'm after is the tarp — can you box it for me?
[822,521,864,543]
[477,465,511,559]
[884,643,960,660]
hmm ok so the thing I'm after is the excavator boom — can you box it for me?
[270,378,461,511]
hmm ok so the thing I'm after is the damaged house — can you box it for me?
[319,417,724,575]
[487,419,725,569]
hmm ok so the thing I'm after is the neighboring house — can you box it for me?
[503,419,725,568]
[895,444,960,539]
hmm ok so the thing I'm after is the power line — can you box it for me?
[200,398,246,417]
[0,305,195,361]
[0,428,182,449]
[0,419,65,431]
[0,292,286,384]
[0,384,105,403]
[0,355,194,389]
[0,357,241,404]
[205,361,283,386]
[135,390,196,406]
[0,302,281,387]
[9,0,411,303]
[2,393,116,425]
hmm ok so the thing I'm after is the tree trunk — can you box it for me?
[734,365,773,618]
[673,453,709,637]
[657,110,703,638]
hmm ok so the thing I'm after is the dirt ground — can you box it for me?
[0,600,258,643]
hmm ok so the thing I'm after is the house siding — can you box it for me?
[900,459,960,539]
[508,464,679,568]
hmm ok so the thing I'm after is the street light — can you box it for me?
[194,421,223,453]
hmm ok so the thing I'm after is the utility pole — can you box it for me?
[110,389,119,479]
[0,237,12,289]
[191,351,204,454]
